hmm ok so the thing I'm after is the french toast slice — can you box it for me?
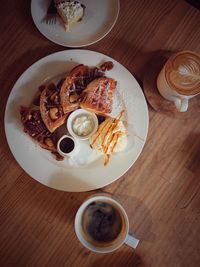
[80,77,117,115]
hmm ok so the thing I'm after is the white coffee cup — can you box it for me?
[157,51,200,112]
[74,195,139,253]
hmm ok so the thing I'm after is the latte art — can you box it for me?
[165,52,200,95]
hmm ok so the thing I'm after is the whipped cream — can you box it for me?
[73,115,94,137]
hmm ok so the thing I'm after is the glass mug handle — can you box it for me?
[125,233,140,249]
[174,97,188,112]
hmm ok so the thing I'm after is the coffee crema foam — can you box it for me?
[165,51,200,95]
[81,201,125,247]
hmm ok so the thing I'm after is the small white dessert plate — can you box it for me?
[31,0,120,47]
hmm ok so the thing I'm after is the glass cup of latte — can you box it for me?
[74,194,139,253]
[157,51,200,112]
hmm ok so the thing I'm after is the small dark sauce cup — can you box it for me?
[57,135,78,157]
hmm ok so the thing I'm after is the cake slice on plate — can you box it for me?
[56,1,85,31]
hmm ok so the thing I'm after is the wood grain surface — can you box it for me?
[0,0,200,266]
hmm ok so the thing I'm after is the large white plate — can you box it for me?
[31,0,120,47]
[4,50,149,192]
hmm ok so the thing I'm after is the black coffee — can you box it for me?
[82,201,123,244]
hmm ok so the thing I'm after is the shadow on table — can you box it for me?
[90,250,143,267]
[101,191,156,243]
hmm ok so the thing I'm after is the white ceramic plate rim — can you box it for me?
[31,0,120,47]
[4,49,149,192]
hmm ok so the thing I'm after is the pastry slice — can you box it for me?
[80,77,117,115]
[56,1,85,31]
[60,64,90,114]
[40,84,68,133]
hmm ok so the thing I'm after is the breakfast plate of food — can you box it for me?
[4,50,149,191]
[31,0,120,47]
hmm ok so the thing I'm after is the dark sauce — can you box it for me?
[59,137,75,154]
[33,94,40,106]
[97,115,106,125]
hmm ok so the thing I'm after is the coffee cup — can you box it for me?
[157,51,200,112]
[74,195,139,253]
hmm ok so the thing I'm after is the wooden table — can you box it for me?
[0,1,200,266]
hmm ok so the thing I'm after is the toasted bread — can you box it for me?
[40,85,68,133]
[60,64,91,114]
[80,77,117,115]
